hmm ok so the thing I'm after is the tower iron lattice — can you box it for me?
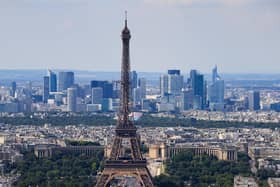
[95,13,154,187]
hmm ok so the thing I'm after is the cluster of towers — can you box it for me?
[43,70,75,110]
[42,66,225,113]
[159,66,225,111]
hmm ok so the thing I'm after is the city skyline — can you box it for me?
[1,3,280,186]
[0,1,280,73]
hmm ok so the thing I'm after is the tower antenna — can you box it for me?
[125,11,127,27]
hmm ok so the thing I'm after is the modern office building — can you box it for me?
[167,69,181,75]
[168,72,184,95]
[43,76,49,103]
[132,87,142,107]
[249,91,260,111]
[90,80,113,99]
[130,70,138,89]
[48,70,57,92]
[58,72,74,92]
[11,81,16,97]
[270,102,280,112]
[208,66,224,111]
[112,80,121,99]
[67,87,77,112]
[182,89,193,110]
[160,69,184,96]
[92,87,103,104]
[102,82,113,98]
[189,69,206,109]
[138,77,146,99]
[212,65,220,83]
[160,74,169,96]
[90,80,107,88]
[102,98,113,112]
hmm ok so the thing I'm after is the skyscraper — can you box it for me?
[112,80,121,99]
[91,80,113,98]
[212,65,220,83]
[132,87,142,107]
[160,69,184,96]
[182,89,193,110]
[58,72,74,92]
[249,91,260,111]
[92,87,103,104]
[43,76,49,103]
[11,81,16,97]
[160,74,169,96]
[168,69,180,75]
[48,70,57,92]
[208,66,224,111]
[67,87,77,112]
[168,70,184,95]
[138,77,146,99]
[189,70,206,109]
[130,70,138,89]
[91,80,107,88]
[102,82,113,98]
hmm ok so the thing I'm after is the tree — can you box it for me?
[155,151,252,187]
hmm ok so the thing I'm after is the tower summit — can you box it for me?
[95,13,154,187]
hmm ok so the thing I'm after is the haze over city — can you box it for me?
[0,0,280,73]
[1,1,280,187]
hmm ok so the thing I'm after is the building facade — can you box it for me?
[160,70,184,96]
[48,70,57,92]
[43,76,49,103]
[58,71,74,92]
[67,87,77,112]
[92,87,103,105]
[249,91,260,111]
[208,66,225,111]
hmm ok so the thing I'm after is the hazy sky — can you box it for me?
[0,0,279,73]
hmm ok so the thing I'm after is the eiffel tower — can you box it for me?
[95,13,154,187]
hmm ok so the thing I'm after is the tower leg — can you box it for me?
[109,137,122,160]
[95,167,153,187]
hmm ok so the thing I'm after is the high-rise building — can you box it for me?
[103,82,113,98]
[160,74,169,96]
[112,80,121,99]
[182,89,193,110]
[43,76,49,103]
[168,69,180,75]
[132,87,142,107]
[92,87,103,104]
[212,65,220,83]
[67,87,77,112]
[138,77,146,99]
[160,69,184,96]
[58,72,74,92]
[11,81,16,97]
[90,80,113,99]
[130,70,138,89]
[102,98,113,112]
[91,80,107,88]
[249,91,260,111]
[48,70,57,92]
[189,70,206,109]
[168,70,184,95]
[208,66,224,111]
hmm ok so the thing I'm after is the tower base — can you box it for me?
[95,163,153,187]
